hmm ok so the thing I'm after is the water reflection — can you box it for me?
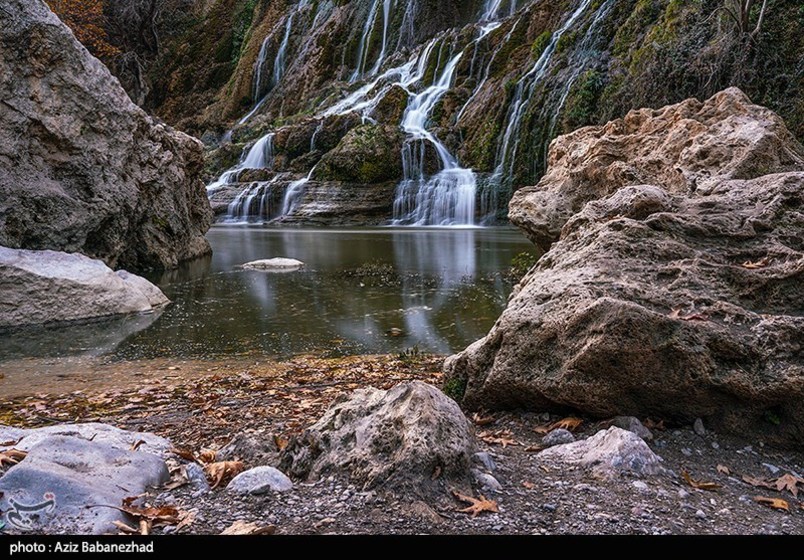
[1,227,534,361]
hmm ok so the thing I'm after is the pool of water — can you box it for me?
[0,227,535,361]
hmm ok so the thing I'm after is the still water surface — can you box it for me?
[0,227,534,361]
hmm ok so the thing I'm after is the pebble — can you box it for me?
[678,489,690,499]
[762,463,781,475]
[695,509,706,519]
[472,452,497,472]
[542,503,558,513]
[681,448,692,457]
[541,428,575,447]
[693,418,706,436]
[711,442,720,449]
[632,481,649,493]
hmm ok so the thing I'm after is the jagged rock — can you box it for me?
[541,428,576,447]
[241,258,304,272]
[280,382,476,492]
[0,248,169,328]
[226,466,293,495]
[611,417,654,442]
[448,172,804,446]
[0,0,212,271]
[315,124,405,184]
[216,433,279,466]
[0,430,170,534]
[538,427,664,478]
[510,88,804,251]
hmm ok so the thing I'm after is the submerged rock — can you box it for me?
[0,248,169,329]
[227,466,293,495]
[280,382,476,493]
[538,427,664,478]
[446,90,804,447]
[241,258,304,272]
[0,0,212,271]
[0,426,170,534]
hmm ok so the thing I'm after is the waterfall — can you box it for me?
[392,45,477,226]
[350,0,395,82]
[226,178,281,222]
[493,0,594,184]
[281,167,316,216]
[273,12,295,87]
[206,134,275,193]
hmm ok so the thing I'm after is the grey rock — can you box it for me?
[695,509,707,520]
[241,258,304,272]
[678,489,691,499]
[0,435,169,534]
[472,452,497,472]
[693,418,706,436]
[184,463,210,492]
[0,248,169,328]
[0,423,172,457]
[280,382,476,492]
[226,466,293,495]
[471,469,502,492]
[542,503,558,513]
[762,463,781,476]
[541,428,576,447]
[0,0,212,271]
[681,448,693,457]
[538,427,664,478]
[632,481,649,492]
[216,433,279,466]
[611,417,654,441]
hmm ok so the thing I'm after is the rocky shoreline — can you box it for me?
[1,355,802,535]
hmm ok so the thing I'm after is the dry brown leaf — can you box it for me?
[478,430,517,448]
[130,440,145,451]
[524,445,544,453]
[0,449,27,469]
[453,491,499,518]
[742,475,775,490]
[198,449,217,464]
[112,520,139,534]
[274,435,289,452]
[522,481,535,490]
[642,418,665,431]
[175,511,196,532]
[681,470,721,491]
[754,496,790,512]
[471,412,496,426]
[741,257,770,270]
[551,417,583,432]
[775,473,804,498]
[668,309,708,321]
[170,447,197,463]
[121,504,183,525]
[220,521,277,535]
[205,460,244,488]
[716,465,731,476]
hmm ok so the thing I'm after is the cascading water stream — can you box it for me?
[281,167,317,216]
[207,133,275,194]
[492,0,594,184]
[350,0,395,82]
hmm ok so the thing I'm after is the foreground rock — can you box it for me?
[280,382,476,493]
[227,467,293,495]
[538,428,664,478]
[0,248,169,328]
[510,88,804,251]
[0,0,212,271]
[241,258,304,272]
[0,423,172,457]
[0,425,170,534]
[446,91,804,447]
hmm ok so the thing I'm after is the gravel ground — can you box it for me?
[2,355,803,535]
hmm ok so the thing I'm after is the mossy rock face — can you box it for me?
[315,124,405,184]
[204,142,247,183]
[238,168,276,182]
[370,85,409,125]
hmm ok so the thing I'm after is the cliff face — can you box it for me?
[0,0,212,271]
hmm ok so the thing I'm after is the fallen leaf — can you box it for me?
[130,440,145,452]
[112,520,138,534]
[522,481,535,490]
[121,505,182,525]
[642,418,665,431]
[669,309,708,321]
[716,465,731,476]
[274,435,289,452]
[550,417,583,432]
[681,470,721,491]
[478,430,517,448]
[170,447,197,463]
[742,475,775,490]
[0,449,27,469]
[205,460,244,488]
[453,491,499,518]
[775,473,804,498]
[741,257,770,270]
[0,439,21,447]
[198,449,217,464]
[524,445,544,453]
[220,521,277,535]
[175,511,196,532]
[471,413,496,426]
[754,496,790,512]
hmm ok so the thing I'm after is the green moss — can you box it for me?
[531,31,552,59]
[563,69,604,130]
[555,30,578,54]
[443,377,467,401]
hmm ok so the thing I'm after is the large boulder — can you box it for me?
[0,0,212,271]
[510,88,804,252]
[0,247,168,328]
[0,426,171,534]
[280,382,476,493]
[446,172,804,446]
[315,124,405,184]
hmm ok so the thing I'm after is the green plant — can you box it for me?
[443,376,467,401]
[510,251,538,279]
[396,345,428,363]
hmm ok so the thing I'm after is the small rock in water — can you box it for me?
[241,258,304,272]
[541,428,575,447]
[693,418,706,436]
